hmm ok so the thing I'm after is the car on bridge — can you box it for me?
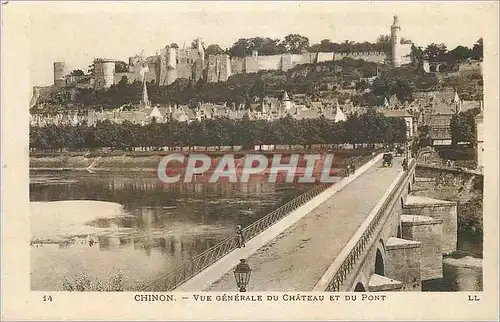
[382,153,393,167]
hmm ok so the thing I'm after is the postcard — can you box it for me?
[1,1,498,320]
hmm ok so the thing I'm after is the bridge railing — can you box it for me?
[324,159,416,292]
[142,183,333,291]
[141,153,376,292]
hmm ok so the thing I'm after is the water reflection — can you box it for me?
[422,232,483,292]
[30,172,313,291]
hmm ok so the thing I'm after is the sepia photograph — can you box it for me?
[2,1,499,320]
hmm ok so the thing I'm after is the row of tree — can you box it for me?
[29,112,407,151]
[410,38,483,64]
[203,34,401,58]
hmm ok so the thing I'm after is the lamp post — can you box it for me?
[233,259,252,292]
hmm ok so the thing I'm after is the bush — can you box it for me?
[62,269,146,292]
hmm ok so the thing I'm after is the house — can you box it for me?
[382,110,415,140]
[425,91,482,146]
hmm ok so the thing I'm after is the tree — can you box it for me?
[280,34,310,54]
[70,69,85,77]
[88,58,104,76]
[170,43,179,49]
[115,61,129,73]
[355,80,370,92]
[450,107,481,146]
[191,39,202,49]
[472,38,483,61]
[410,44,424,65]
[376,35,392,53]
[340,40,355,53]
[424,43,448,62]
[400,37,413,45]
[228,37,283,57]
[449,45,472,63]
[205,44,225,57]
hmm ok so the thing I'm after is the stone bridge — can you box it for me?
[147,153,457,292]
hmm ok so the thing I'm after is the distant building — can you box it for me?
[52,15,410,89]
[425,91,482,146]
[53,62,66,87]
[382,110,415,139]
[94,59,116,89]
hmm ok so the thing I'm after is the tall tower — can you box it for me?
[391,15,401,68]
[53,62,66,87]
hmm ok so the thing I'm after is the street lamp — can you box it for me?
[233,259,252,292]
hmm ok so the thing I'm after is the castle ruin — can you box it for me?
[55,16,412,89]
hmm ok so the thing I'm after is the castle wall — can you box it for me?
[400,44,412,65]
[257,55,282,71]
[244,55,259,74]
[176,49,193,79]
[159,47,168,86]
[317,52,335,63]
[207,54,232,82]
[334,52,387,63]
[281,54,292,71]
[292,53,316,66]
[207,55,218,83]
[230,57,245,75]
[147,59,161,84]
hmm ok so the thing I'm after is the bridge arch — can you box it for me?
[375,240,386,276]
[375,249,385,276]
[354,282,366,292]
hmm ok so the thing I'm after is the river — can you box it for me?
[30,171,316,291]
[30,170,483,292]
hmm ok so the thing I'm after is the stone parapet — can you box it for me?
[385,237,422,291]
[404,195,457,254]
[401,215,443,280]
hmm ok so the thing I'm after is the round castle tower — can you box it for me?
[391,15,401,68]
[53,62,66,87]
[94,60,116,89]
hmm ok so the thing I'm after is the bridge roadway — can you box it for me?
[206,157,404,291]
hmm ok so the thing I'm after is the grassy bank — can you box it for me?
[30,149,376,170]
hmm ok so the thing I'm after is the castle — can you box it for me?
[55,16,412,89]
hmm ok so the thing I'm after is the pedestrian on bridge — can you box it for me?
[402,158,408,171]
[350,161,356,174]
[236,225,245,248]
[346,163,351,176]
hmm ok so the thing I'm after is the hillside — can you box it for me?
[32,58,441,113]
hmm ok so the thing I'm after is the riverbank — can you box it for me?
[30,149,376,171]
[413,168,483,237]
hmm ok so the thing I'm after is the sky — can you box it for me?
[26,1,493,86]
